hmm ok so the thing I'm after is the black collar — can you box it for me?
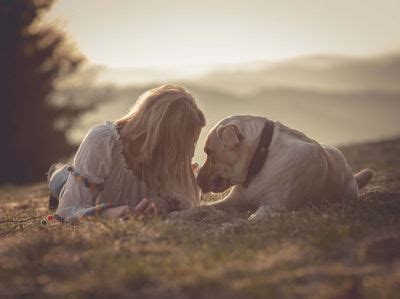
[243,119,275,188]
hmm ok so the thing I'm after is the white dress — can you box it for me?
[51,121,191,222]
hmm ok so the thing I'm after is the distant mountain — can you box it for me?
[62,50,400,163]
[93,51,400,94]
[191,51,400,94]
[66,82,400,163]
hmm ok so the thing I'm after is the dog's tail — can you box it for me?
[354,168,374,189]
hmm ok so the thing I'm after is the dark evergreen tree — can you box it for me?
[0,0,88,183]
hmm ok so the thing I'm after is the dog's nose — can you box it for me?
[210,176,223,190]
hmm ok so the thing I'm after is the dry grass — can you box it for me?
[1,138,400,298]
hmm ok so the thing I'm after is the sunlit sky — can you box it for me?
[47,0,400,69]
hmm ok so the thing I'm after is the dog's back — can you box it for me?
[253,122,360,209]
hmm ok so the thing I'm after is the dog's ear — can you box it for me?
[217,124,244,149]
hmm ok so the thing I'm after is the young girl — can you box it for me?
[48,85,205,222]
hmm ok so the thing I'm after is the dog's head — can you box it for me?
[197,122,253,193]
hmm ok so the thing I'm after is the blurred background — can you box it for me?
[1,0,399,183]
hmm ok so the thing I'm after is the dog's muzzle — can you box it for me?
[196,169,211,193]
[210,175,230,192]
[197,172,230,193]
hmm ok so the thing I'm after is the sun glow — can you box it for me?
[47,0,400,69]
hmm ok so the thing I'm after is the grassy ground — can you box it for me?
[1,138,400,299]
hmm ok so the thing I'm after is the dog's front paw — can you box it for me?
[248,205,280,222]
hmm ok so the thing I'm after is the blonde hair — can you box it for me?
[115,84,205,207]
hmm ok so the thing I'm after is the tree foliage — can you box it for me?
[0,0,87,183]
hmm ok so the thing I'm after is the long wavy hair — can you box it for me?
[114,85,205,207]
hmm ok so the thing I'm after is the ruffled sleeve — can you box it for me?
[55,123,115,222]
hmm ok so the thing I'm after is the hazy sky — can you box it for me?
[47,0,400,68]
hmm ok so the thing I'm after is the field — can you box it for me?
[1,138,399,298]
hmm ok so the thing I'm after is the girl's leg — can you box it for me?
[47,163,71,210]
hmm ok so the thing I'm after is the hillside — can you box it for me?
[1,137,399,298]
